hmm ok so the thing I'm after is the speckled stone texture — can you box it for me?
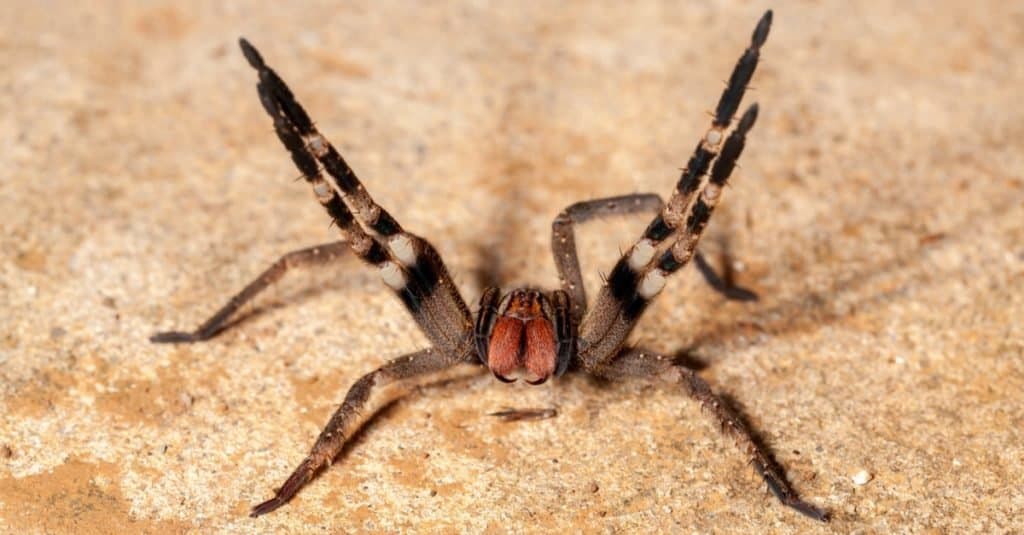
[2,2,1022,533]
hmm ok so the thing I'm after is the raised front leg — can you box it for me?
[152,241,350,343]
[578,11,772,371]
[235,39,474,358]
[250,348,482,516]
[592,347,828,522]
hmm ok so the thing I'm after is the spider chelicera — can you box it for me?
[152,10,828,522]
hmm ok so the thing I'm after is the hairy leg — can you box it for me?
[592,347,828,522]
[250,348,481,516]
[238,39,474,358]
[152,241,349,343]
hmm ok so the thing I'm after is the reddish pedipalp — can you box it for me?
[524,318,556,384]
[487,316,524,381]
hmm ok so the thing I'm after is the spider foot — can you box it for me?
[250,458,318,517]
[785,498,830,523]
[250,495,287,518]
[149,330,203,344]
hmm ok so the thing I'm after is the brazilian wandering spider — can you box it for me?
[151,10,828,521]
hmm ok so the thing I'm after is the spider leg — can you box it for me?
[552,194,757,325]
[250,348,481,517]
[638,10,771,253]
[552,194,663,323]
[235,39,474,359]
[579,10,771,370]
[593,347,829,522]
[151,241,349,343]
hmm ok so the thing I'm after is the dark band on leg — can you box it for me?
[710,105,759,186]
[607,259,639,303]
[676,143,715,196]
[713,10,771,128]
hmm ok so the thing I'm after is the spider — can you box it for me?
[152,10,828,522]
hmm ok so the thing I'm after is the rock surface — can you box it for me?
[2,2,1022,533]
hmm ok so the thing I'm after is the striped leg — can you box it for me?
[250,348,481,517]
[578,11,771,370]
[239,39,473,358]
[593,347,829,522]
[151,241,350,343]
[629,106,759,315]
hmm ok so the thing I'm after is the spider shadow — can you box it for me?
[690,215,1001,355]
[466,239,506,293]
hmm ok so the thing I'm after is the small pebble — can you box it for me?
[852,469,872,486]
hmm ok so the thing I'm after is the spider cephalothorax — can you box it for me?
[152,10,829,522]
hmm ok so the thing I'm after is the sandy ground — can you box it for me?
[2,1,1023,533]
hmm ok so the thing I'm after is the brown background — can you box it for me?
[2,1,1022,533]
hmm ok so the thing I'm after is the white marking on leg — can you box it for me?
[628,239,656,270]
[704,128,724,147]
[306,133,329,157]
[312,178,333,203]
[388,234,416,266]
[638,270,667,299]
[379,261,406,290]
[702,184,721,202]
